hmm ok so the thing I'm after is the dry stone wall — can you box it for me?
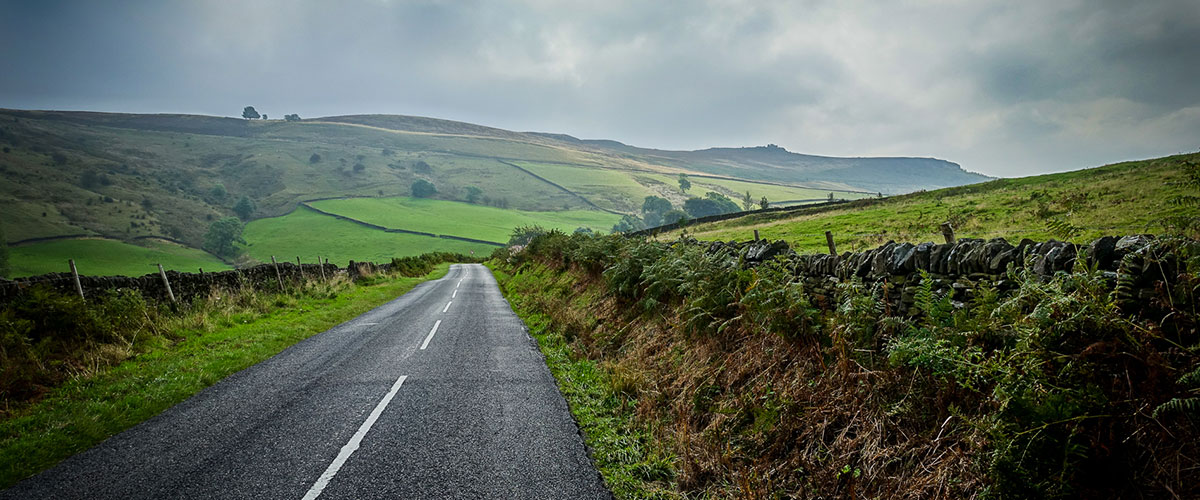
[0,261,350,305]
[699,234,1173,315]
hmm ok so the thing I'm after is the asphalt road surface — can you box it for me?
[3,264,610,499]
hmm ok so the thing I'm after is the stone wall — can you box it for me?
[699,234,1174,315]
[0,261,347,306]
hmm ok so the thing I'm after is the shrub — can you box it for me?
[411,179,437,198]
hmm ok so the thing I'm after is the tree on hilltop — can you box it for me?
[242,106,260,120]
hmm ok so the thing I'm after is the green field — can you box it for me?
[310,197,622,242]
[641,173,872,205]
[9,238,231,278]
[241,206,496,265]
[516,161,868,214]
[516,162,656,212]
[666,153,1194,253]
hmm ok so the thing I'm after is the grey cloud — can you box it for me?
[0,0,1197,177]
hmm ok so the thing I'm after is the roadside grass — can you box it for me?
[489,263,679,499]
[310,197,622,242]
[241,205,496,266]
[8,238,231,278]
[664,153,1195,252]
[0,264,449,488]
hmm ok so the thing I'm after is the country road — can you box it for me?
[2,264,610,499]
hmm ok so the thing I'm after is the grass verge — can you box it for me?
[0,264,448,488]
[488,262,678,499]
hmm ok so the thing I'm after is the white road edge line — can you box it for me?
[420,320,441,350]
[301,374,408,500]
[443,301,452,313]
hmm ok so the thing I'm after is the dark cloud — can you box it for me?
[1,0,1197,177]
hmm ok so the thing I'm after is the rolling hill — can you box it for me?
[0,108,987,277]
[659,152,1197,252]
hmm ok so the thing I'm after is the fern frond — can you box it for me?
[1177,365,1200,388]
[1046,218,1079,240]
[1153,397,1200,419]
[1168,195,1200,207]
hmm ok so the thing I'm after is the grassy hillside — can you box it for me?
[240,206,496,265]
[0,108,990,276]
[9,238,231,278]
[517,162,872,213]
[309,197,621,243]
[665,153,1196,252]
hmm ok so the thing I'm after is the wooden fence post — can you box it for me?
[157,264,176,304]
[68,259,85,300]
[296,256,304,281]
[318,256,326,281]
[940,223,956,244]
[270,256,284,289]
[825,231,837,256]
[753,229,760,241]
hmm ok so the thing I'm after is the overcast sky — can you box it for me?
[2,0,1198,177]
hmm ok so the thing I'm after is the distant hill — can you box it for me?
[529,136,989,194]
[0,108,988,275]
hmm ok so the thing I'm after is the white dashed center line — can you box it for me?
[442,301,452,313]
[421,320,441,350]
[301,374,408,500]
